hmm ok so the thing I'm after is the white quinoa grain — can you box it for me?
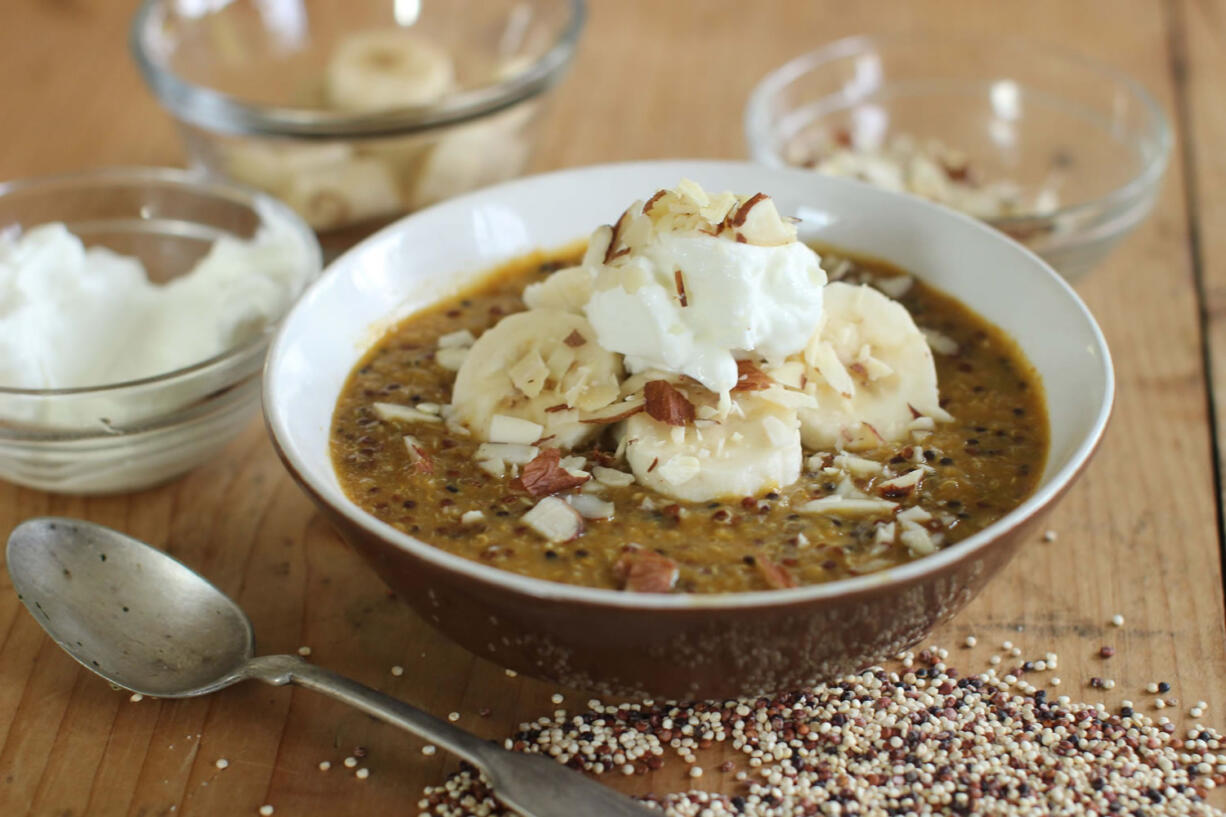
[1042,529,1057,542]
[419,647,1226,817]
[391,665,404,676]
[1111,614,1125,627]
[422,745,437,756]
[318,761,331,771]
[343,756,358,768]
[297,646,311,657]
[258,806,274,816]
[129,693,143,703]
[505,669,518,678]
[355,767,370,780]
[963,635,977,648]
[551,693,565,705]
[214,758,229,770]
[448,712,460,722]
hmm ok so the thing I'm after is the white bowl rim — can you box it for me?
[264,158,1114,611]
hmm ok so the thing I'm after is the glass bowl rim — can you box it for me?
[129,0,587,139]
[744,31,1174,228]
[0,165,322,400]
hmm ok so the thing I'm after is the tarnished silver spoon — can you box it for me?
[6,517,655,817]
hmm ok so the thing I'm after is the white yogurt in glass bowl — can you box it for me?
[0,167,320,493]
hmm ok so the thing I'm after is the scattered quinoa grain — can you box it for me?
[551,693,565,705]
[318,761,331,771]
[214,758,229,770]
[963,635,977,648]
[343,756,358,768]
[1042,529,1057,542]
[448,712,461,722]
[129,693,143,703]
[422,745,437,756]
[1111,614,1125,627]
[418,647,1226,816]
[505,669,518,678]
[258,807,274,816]
[297,646,311,657]
[1100,645,1116,658]
[356,768,370,780]
[391,665,404,676]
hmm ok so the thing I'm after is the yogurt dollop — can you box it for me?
[0,219,312,391]
[582,181,826,396]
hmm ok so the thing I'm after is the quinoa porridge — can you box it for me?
[331,182,1048,593]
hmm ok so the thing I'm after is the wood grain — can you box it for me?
[1,0,1224,815]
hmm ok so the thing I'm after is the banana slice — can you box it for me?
[776,282,949,450]
[325,29,456,112]
[280,157,402,231]
[620,391,802,502]
[409,103,537,209]
[450,309,623,449]
[221,140,354,198]
[523,265,595,313]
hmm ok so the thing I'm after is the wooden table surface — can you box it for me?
[3,1,1226,815]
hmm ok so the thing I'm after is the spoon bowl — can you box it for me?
[7,517,254,697]
[6,517,655,817]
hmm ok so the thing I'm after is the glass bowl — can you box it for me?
[0,167,321,494]
[130,0,585,234]
[744,34,1172,281]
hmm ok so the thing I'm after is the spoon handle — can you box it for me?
[245,655,490,765]
[245,656,658,817]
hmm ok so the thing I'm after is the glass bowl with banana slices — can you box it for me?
[131,0,584,235]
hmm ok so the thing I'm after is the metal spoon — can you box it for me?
[6,517,655,817]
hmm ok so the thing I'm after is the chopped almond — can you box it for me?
[733,359,773,392]
[644,380,695,426]
[757,557,797,589]
[613,548,679,593]
[580,396,646,425]
[674,269,688,307]
[563,330,587,347]
[403,435,433,474]
[519,448,590,497]
[731,192,768,227]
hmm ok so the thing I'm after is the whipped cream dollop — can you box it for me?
[582,180,826,396]
[0,219,312,391]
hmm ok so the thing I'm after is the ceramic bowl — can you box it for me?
[264,161,1113,699]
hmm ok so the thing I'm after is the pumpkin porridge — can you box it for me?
[331,182,1047,593]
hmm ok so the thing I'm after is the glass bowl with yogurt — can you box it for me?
[130,0,585,239]
[0,167,321,494]
[744,34,1171,282]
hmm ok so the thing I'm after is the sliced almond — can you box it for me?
[592,466,635,487]
[567,494,615,520]
[508,351,550,398]
[435,346,470,371]
[460,510,485,525]
[519,448,590,497]
[580,397,646,425]
[878,469,923,498]
[656,455,701,486]
[487,414,543,445]
[374,402,442,424]
[438,329,476,349]
[521,496,583,543]
[403,435,433,474]
[799,496,898,515]
[475,442,539,465]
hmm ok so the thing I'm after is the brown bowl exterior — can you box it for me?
[279,437,1069,700]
